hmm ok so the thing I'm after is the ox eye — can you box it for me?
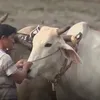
[45,43,52,47]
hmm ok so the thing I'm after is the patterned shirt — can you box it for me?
[0,49,18,100]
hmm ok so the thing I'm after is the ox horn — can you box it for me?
[0,13,9,24]
[63,35,79,45]
[57,26,71,35]
[63,35,72,42]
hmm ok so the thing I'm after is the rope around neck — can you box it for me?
[31,49,60,63]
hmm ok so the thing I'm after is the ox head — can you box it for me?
[27,25,82,80]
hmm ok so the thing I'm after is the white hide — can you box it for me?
[59,23,100,100]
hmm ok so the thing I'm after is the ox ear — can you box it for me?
[61,43,82,64]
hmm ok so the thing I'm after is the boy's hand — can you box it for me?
[16,59,27,68]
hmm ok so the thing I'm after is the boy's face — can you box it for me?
[1,34,15,51]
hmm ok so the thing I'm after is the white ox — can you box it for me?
[12,25,57,100]
[27,22,100,100]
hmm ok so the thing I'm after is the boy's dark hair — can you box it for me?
[0,24,17,38]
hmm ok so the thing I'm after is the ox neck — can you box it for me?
[38,49,68,81]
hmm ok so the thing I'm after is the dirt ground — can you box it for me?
[0,0,100,30]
